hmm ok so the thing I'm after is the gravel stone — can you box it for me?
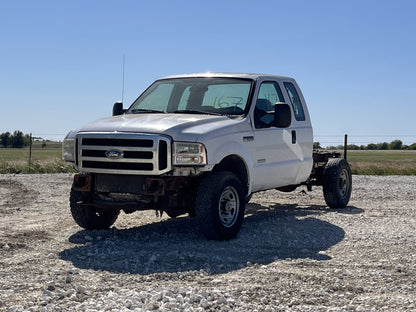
[0,174,415,311]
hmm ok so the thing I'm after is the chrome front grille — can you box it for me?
[76,133,171,175]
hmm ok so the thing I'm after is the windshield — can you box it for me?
[127,77,253,116]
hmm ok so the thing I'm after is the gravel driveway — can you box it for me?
[0,174,415,311]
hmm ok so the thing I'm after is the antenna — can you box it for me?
[121,54,125,103]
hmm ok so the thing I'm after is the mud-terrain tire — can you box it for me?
[323,158,352,208]
[70,189,119,230]
[196,172,245,240]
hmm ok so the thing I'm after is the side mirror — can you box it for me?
[112,101,124,116]
[274,102,291,128]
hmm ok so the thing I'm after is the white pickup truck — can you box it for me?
[63,73,352,240]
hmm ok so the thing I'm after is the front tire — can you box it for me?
[196,172,245,240]
[323,158,352,208]
[70,189,119,230]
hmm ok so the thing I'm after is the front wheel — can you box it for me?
[322,158,352,208]
[196,172,246,240]
[70,189,119,230]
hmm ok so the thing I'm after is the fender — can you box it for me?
[203,136,254,195]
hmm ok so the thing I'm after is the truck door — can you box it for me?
[282,81,313,184]
[249,80,312,191]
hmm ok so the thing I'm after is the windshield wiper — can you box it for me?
[172,110,221,116]
[130,108,166,114]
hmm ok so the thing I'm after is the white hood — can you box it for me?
[75,113,247,142]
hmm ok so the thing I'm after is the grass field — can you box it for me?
[0,141,74,173]
[1,143,416,175]
[336,150,416,175]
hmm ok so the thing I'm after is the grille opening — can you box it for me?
[75,138,79,166]
[82,138,153,147]
[158,140,168,170]
[82,150,153,159]
[124,151,153,159]
[77,134,171,174]
[82,161,154,171]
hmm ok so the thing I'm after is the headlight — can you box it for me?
[62,138,76,162]
[173,142,207,165]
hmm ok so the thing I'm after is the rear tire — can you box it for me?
[196,172,245,240]
[323,158,352,208]
[70,189,119,230]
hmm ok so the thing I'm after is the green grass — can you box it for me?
[1,143,416,175]
[342,150,416,175]
[0,142,75,174]
[345,150,416,162]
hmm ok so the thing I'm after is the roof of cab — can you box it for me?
[161,72,293,81]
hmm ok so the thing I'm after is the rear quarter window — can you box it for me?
[283,82,306,121]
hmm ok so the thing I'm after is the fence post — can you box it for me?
[344,134,348,160]
[28,133,32,173]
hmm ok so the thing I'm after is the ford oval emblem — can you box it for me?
[105,150,124,159]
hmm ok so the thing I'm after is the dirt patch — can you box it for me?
[1,174,416,311]
[0,179,39,214]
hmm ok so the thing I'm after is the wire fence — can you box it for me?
[314,135,416,147]
[6,132,416,147]
[2,132,416,174]
[29,133,416,148]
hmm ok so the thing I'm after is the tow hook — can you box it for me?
[73,174,92,192]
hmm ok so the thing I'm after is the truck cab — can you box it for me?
[63,73,351,240]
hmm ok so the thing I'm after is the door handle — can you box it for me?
[292,130,296,144]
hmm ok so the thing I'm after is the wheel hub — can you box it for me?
[218,186,239,228]
[339,169,350,198]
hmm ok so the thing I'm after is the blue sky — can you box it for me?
[1,0,415,146]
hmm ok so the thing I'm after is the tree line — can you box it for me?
[314,139,416,150]
[2,130,416,151]
[0,131,31,148]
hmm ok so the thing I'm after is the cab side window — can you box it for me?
[254,82,284,129]
[283,82,305,121]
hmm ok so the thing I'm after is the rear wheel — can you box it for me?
[70,189,119,230]
[322,158,352,208]
[196,172,245,240]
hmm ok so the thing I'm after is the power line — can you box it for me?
[32,133,66,136]
[315,135,416,137]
